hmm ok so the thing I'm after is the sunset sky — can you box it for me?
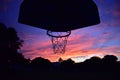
[0,0,120,62]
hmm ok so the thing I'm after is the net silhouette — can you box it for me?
[47,31,71,53]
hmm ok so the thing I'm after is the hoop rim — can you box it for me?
[47,30,71,38]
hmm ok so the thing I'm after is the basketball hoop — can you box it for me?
[47,30,71,54]
[19,0,100,54]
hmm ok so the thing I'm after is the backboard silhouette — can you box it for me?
[18,0,100,53]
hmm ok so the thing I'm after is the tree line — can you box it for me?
[0,22,120,80]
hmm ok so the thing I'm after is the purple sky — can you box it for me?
[0,0,120,62]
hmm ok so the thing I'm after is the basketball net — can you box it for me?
[47,31,71,54]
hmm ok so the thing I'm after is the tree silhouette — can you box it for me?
[0,23,8,64]
[84,56,102,65]
[0,23,25,65]
[30,57,52,69]
[60,58,75,70]
[7,27,24,64]
[102,55,118,64]
[61,58,75,65]
[58,57,63,63]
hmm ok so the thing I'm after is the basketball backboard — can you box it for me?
[18,0,100,32]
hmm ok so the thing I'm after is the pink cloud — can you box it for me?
[113,11,120,16]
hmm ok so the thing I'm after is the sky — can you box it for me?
[0,0,120,62]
